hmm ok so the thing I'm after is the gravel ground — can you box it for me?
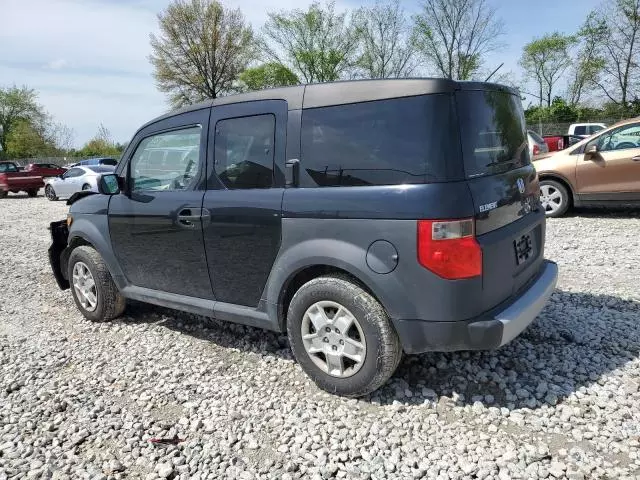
[1,193,639,480]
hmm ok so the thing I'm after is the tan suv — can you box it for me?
[533,118,640,217]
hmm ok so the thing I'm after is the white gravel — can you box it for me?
[1,194,639,480]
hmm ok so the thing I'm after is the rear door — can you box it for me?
[202,100,287,307]
[108,109,213,299]
[457,88,544,311]
[576,122,640,199]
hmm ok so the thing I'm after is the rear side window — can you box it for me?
[214,114,275,189]
[458,90,528,178]
[574,125,587,136]
[300,95,458,187]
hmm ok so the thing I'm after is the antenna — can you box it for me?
[484,63,504,82]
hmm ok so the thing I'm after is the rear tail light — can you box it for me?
[558,138,564,150]
[533,144,540,156]
[417,219,482,279]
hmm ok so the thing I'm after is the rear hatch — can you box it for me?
[456,87,545,313]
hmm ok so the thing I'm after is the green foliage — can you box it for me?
[520,33,575,107]
[76,124,122,158]
[0,86,46,157]
[567,12,607,105]
[239,63,299,91]
[150,0,257,107]
[5,119,57,158]
[262,1,360,83]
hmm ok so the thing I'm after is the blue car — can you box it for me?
[66,157,118,168]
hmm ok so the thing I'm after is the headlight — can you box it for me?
[66,214,73,227]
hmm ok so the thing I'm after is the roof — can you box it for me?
[141,78,519,131]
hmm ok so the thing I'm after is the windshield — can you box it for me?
[458,90,529,178]
[0,163,18,173]
[528,130,545,144]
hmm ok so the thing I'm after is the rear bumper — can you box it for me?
[394,260,558,353]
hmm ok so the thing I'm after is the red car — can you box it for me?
[24,163,67,177]
[0,162,45,197]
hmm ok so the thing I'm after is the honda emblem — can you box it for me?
[517,178,525,194]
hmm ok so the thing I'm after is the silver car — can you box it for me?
[527,130,549,159]
[44,166,115,201]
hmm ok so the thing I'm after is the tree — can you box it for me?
[591,0,640,111]
[239,63,299,91]
[4,119,56,158]
[149,0,257,108]
[0,86,46,157]
[520,33,574,108]
[353,0,417,79]
[78,124,121,158]
[567,12,607,106]
[411,0,505,80]
[262,1,360,83]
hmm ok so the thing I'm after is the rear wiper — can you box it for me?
[485,159,519,168]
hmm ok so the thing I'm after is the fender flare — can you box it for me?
[263,238,414,329]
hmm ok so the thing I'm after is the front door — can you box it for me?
[202,100,287,307]
[58,167,85,196]
[577,122,640,200]
[108,109,214,299]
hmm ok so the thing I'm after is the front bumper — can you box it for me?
[394,260,558,353]
[48,219,70,290]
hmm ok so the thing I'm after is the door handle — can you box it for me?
[177,208,202,228]
[632,156,640,162]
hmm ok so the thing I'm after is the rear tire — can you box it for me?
[27,189,38,197]
[0,189,7,199]
[287,275,402,397]
[45,185,58,201]
[540,179,570,218]
[67,246,126,322]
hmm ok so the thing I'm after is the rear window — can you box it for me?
[458,90,529,178]
[300,95,458,187]
[528,130,545,144]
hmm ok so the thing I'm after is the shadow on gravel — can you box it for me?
[117,290,640,411]
[563,207,640,219]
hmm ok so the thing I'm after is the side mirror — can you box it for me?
[285,158,300,187]
[585,144,599,160]
[98,174,121,195]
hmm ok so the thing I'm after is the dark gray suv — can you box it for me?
[49,79,558,397]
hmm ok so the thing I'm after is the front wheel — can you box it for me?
[67,246,126,322]
[45,185,58,201]
[27,189,38,197]
[0,189,7,199]
[540,180,570,218]
[287,275,402,397]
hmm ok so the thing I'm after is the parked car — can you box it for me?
[528,130,549,158]
[0,161,44,198]
[542,134,583,152]
[24,163,67,178]
[534,118,640,217]
[66,157,118,169]
[48,79,558,397]
[44,165,115,200]
[568,123,606,138]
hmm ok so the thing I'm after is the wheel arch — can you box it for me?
[538,173,576,207]
[62,216,127,290]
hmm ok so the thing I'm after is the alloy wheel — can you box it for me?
[72,261,98,312]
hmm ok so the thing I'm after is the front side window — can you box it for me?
[0,163,18,173]
[214,115,275,189]
[589,123,640,152]
[129,126,201,192]
[574,126,587,136]
[63,168,84,179]
[300,95,456,187]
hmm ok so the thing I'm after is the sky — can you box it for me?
[1,0,604,147]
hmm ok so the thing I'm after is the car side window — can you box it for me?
[214,114,275,189]
[129,126,202,192]
[591,123,640,152]
[63,168,83,179]
[574,126,586,136]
